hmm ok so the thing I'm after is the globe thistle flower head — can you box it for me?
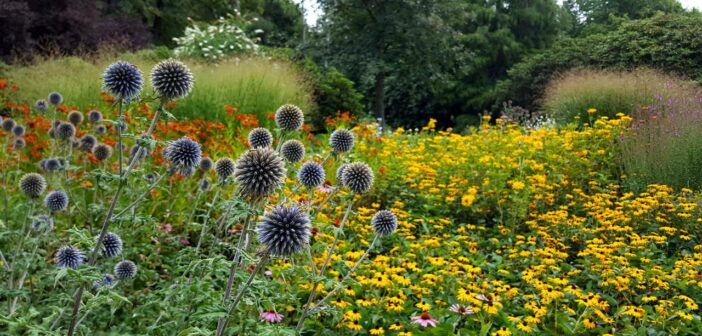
[92,143,113,161]
[129,145,149,162]
[151,59,193,99]
[2,118,16,132]
[115,260,137,279]
[56,122,76,140]
[297,161,325,188]
[234,148,286,199]
[165,137,201,169]
[329,129,355,153]
[336,164,348,187]
[199,179,211,191]
[79,134,97,152]
[48,92,63,106]
[32,214,54,232]
[100,232,123,258]
[45,190,69,212]
[87,110,102,124]
[19,173,47,198]
[94,274,116,289]
[199,157,213,172]
[35,99,48,113]
[280,140,305,163]
[144,172,157,183]
[12,124,25,137]
[215,157,235,181]
[257,205,311,256]
[371,210,398,236]
[103,61,144,99]
[68,110,84,126]
[13,138,25,150]
[55,246,84,269]
[342,162,374,194]
[248,127,273,148]
[275,104,304,131]
[179,166,195,177]
[45,158,62,172]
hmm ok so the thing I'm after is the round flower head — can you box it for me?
[297,161,325,188]
[94,274,116,289]
[45,158,62,172]
[179,166,195,177]
[199,157,213,172]
[199,179,211,191]
[19,173,47,198]
[45,190,69,212]
[92,143,113,161]
[2,118,16,132]
[129,145,149,162]
[234,148,286,199]
[12,124,25,137]
[67,110,83,126]
[257,205,311,256]
[151,59,193,99]
[48,92,63,106]
[99,232,123,258]
[13,138,25,150]
[336,164,348,187]
[275,104,304,131]
[56,122,76,140]
[281,140,305,163]
[79,134,97,152]
[103,61,144,99]
[248,127,273,148]
[32,214,54,231]
[95,124,107,134]
[114,260,137,279]
[165,137,201,169]
[215,157,235,181]
[342,162,374,194]
[329,129,355,153]
[371,210,398,236]
[35,99,48,113]
[88,110,103,123]
[55,246,85,269]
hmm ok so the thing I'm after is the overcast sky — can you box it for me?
[295,0,702,26]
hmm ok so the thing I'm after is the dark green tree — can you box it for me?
[562,0,684,35]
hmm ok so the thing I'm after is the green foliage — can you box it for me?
[562,0,684,36]
[173,15,261,61]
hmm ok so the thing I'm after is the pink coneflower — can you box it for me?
[449,304,475,315]
[475,294,501,303]
[179,239,190,246]
[161,223,172,233]
[411,311,438,327]
[264,270,273,278]
[317,184,333,193]
[260,310,283,323]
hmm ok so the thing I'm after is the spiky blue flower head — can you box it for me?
[199,179,211,191]
[215,157,235,181]
[13,138,25,150]
[55,246,84,269]
[298,161,325,188]
[68,110,83,126]
[48,92,63,106]
[342,162,374,194]
[88,110,102,123]
[199,157,213,172]
[129,145,149,162]
[45,190,69,212]
[100,232,123,258]
[2,118,16,132]
[92,143,113,161]
[144,172,157,183]
[31,214,54,231]
[371,210,397,236]
[19,173,47,198]
[329,129,355,153]
[93,274,116,289]
[165,137,201,169]
[248,127,273,148]
[114,260,137,279]
[336,164,349,187]
[45,158,61,172]
[56,122,76,140]
[179,166,195,177]
[35,99,48,112]
[275,104,304,131]
[12,124,25,137]
[79,134,97,152]
[280,140,305,163]
[151,59,193,99]
[95,125,107,134]
[234,148,286,199]
[103,61,144,99]
[257,205,311,256]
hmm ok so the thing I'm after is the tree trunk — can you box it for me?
[373,69,386,131]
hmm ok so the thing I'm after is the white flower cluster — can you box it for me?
[173,15,261,61]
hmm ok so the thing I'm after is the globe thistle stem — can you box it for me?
[216,251,270,336]
[296,199,354,332]
[10,241,40,315]
[110,170,167,221]
[116,98,124,177]
[313,186,339,214]
[194,189,221,252]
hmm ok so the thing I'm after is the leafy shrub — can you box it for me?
[173,15,261,61]
[543,68,669,124]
